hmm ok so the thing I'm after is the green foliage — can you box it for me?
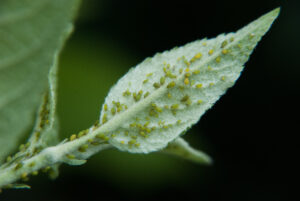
[0,1,279,190]
[0,0,80,163]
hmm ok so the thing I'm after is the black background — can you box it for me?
[1,0,299,201]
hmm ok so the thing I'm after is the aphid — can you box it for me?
[160,77,165,85]
[153,82,160,89]
[167,81,176,88]
[146,73,153,77]
[143,79,149,84]
[177,120,182,124]
[28,162,35,167]
[207,66,213,71]
[221,76,226,81]
[221,40,228,48]
[78,144,89,152]
[184,77,189,85]
[167,92,172,98]
[202,42,207,46]
[196,84,203,88]
[102,113,108,124]
[185,73,191,77]
[208,49,214,55]
[70,134,77,141]
[193,70,200,75]
[181,95,189,102]
[142,91,149,98]
[123,89,131,97]
[66,154,75,159]
[121,141,125,145]
[197,99,203,104]
[171,104,179,110]
[21,173,28,181]
[128,139,136,145]
[111,107,116,115]
[135,143,140,147]
[104,104,108,111]
[222,49,229,54]
[215,56,221,63]
[14,163,23,170]
[230,37,234,42]
[209,82,214,86]
[32,171,38,176]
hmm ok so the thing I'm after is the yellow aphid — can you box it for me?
[167,92,172,98]
[196,84,203,88]
[194,52,202,59]
[21,173,28,181]
[208,49,214,55]
[215,56,221,63]
[146,73,153,77]
[185,68,190,72]
[197,99,203,104]
[179,68,183,74]
[143,79,149,84]
[121,141,125,145]
[185,73,191,77]
[32,171,39,176]
[135,143,140,147]
[104,104,108,111]
[184,77,189,85]
[209,83,214,86]
[70,134,77,141]
[230,37,234,42]
[102,113,107,124]
[202,42,207,46]
[221,76,226,81]
[193,70,200,75]
[222,49,228,54]
[128,140,136,145]
[207,66,213,71]
[177,120,181,124]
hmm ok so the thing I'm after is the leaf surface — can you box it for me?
[97,8,279,153]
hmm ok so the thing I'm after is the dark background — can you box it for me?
[2,0,299,200]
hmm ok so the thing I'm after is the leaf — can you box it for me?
[96,8,279,154]
[161,137,212,165]
[0,0,80,162]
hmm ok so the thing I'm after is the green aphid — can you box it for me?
[167,81,175,88]
[78,144,89,152]
[181,95,189,102]
[111,107,116,115]
[153,82,160,89]
[144,91,150,98]
[160,77,166,85]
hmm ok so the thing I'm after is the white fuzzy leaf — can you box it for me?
[97,8,279,153]
[162,137,212,164]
